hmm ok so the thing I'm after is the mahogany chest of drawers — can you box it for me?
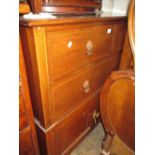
[20,15,127,155]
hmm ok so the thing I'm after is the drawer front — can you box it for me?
[51,54,120,121]
[19,126,35,155]
[19,87,29,131]
[46,24,114,80]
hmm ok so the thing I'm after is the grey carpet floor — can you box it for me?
[71,123,105,155]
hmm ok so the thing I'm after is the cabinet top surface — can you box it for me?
[19,12,127,27]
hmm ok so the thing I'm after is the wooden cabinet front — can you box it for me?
[51,54,120,121]
[36,92,100,155]
[20,16,126,155]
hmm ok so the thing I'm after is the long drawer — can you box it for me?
[51,54,120,121]
[36,92,100,155]
[46,24,114,80]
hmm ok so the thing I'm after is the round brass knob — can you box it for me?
[86,40,93,56]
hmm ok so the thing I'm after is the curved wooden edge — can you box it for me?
[128,0,135,61]
[100,70,135,136]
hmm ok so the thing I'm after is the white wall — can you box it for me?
[101,0,130,15]
[101,0,114,13]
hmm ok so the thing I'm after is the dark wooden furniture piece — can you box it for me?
[26,0,102,14]
[100,71,135,152]
[100,0,135,154]
[20,14,127,155]
[119,0,135,70]
[19,37,40,155]
[128,0,135,59]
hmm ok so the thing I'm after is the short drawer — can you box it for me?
[19,126,35,155]
[51,54,120,121]
[46,24,114,80]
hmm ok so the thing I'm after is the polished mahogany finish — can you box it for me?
[19,37,40,155]
[36,92,100,155]
[128,0,135,59]
[100,1,135,154]
[42,0,101,8]
[27,0,101,13]
[28,0,42,13]
[20,14,127,155]
[119,0,135,70]
[119,33,134,70]
[100,71,135,151]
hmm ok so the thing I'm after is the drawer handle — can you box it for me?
[93,110,100,124]
[68,40,72,48]
[86,40,93,56]
[107,28,112,34]
[83,80,90,93]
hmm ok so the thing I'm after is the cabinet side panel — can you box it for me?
[20,27,52,128]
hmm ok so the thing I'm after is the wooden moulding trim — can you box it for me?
[42,1,101,8]
[35,118,47,133]
[34,89,101,133]
[42,6,95,13]
[19,16,127,27]
[32,27,52,128]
